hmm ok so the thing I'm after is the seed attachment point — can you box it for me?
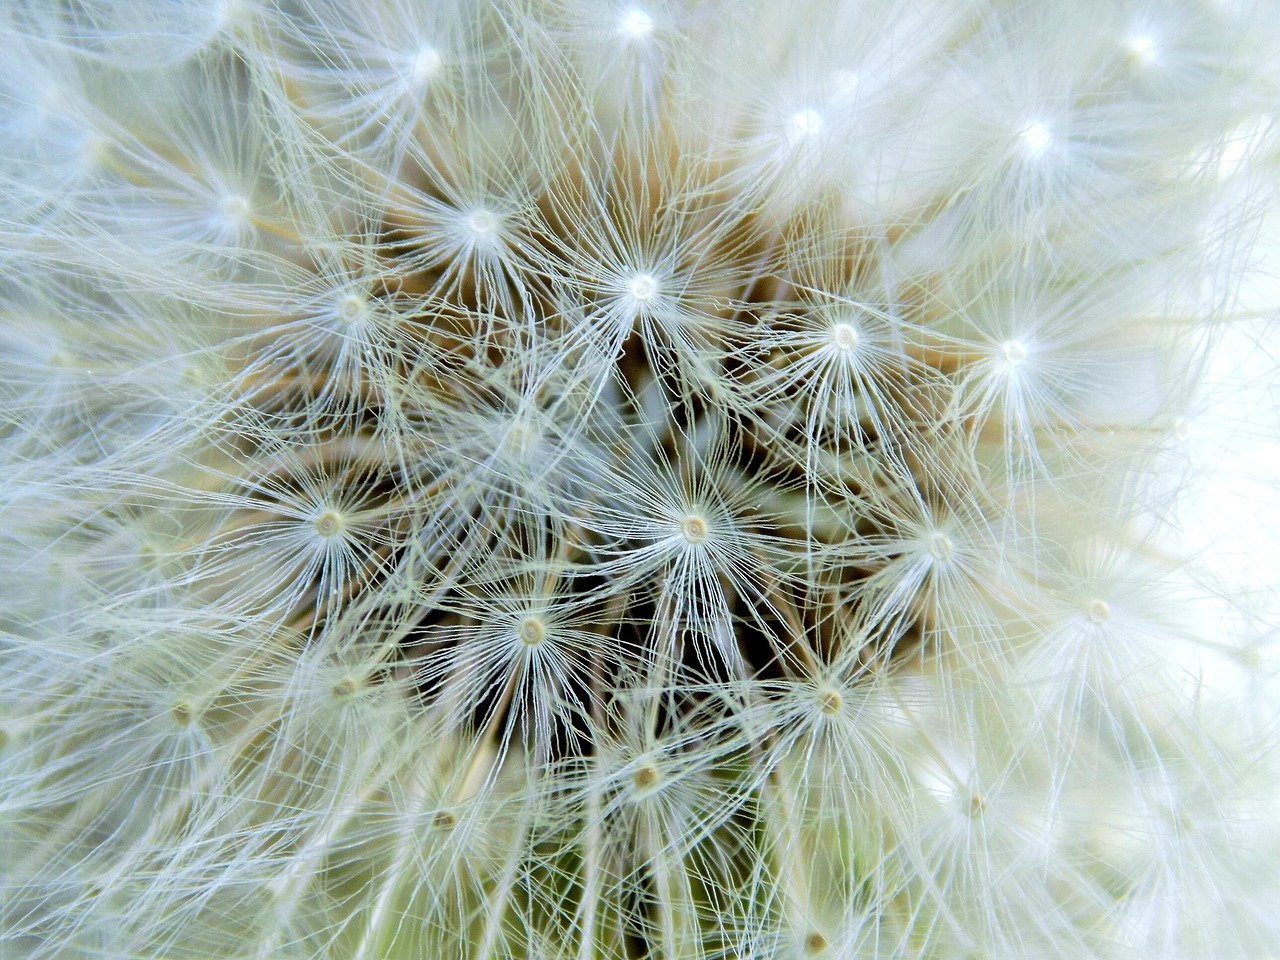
[632,763,660,790]
[628,272,660,303]
[466,209,498,238]
[817,686,843,715]
[411,45,443,85]
[927,532,954,562]
[788,109,824,141]
[1001,339,1028,367]
[314,509,345,538]
[831,322,859,353]
[805,932,829,954]
[337,294,369,327]
[619,8,655,40]
[679,513,709,544]
[518,616,546,646]
[331,677,360,701]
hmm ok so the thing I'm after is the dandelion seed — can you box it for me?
[218,193,251,226]
[805,931,829,954]
[336,293,370,327]
[831,69,859,97]
[2,2,1276,958]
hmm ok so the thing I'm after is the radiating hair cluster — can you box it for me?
[2,1,1278,958]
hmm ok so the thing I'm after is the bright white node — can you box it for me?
[518,617,546,646]
[829,323,860,358]
[1127,34,1157,64]
[411,45,443,84]
[466,209,498,238]
[789,109,824,141]
[1018,122,1052,159]
[1001,339,1028,367]
[1088,599,1111,625]
[313,509,345,538]
[927,532,954,562]
[619,8,655,40]
[831,321,859,353]
[220,193,250,222]
[628,273,660,303]
[680,514,709,545]
[337,294,369,326]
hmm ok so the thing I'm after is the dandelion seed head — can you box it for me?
[4,2,1275,957]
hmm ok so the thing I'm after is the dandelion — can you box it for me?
[2,1,1279,959]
